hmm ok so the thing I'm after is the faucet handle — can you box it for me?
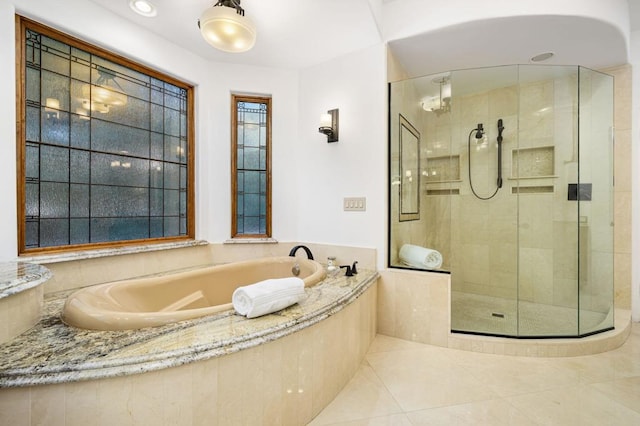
[340,265,353,277]
[351,261,358,274]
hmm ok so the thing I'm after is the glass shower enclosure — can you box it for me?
[388,65,614,337]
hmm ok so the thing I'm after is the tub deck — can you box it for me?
[0,266,378,388]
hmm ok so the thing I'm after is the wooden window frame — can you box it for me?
[16,16,196,255]
[231,94,272,239]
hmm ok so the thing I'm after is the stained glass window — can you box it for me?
[18,18,194,253]
[232,95,271,237]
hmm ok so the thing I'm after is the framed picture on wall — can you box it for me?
[399,114,420,221]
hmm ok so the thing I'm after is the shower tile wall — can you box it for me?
[606,64,632,310]
[448,82,519,302]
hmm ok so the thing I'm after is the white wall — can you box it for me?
[631,29,640,322]
[0,1,17,261]
[0,0,300,260]
[196,62,300,243]
[297,44,388,267]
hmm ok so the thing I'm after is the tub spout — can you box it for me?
[288,245,314,260]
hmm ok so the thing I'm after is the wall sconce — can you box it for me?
[318,109,339,143]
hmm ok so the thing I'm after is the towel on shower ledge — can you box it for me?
[232,277,306,318]
[399,244,443,269]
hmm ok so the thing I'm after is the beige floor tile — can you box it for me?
[462,356,583,397]
[506,385,640,425]
[308,364,403,425]
[406,399,538,426]
[313,413,413,426]
[598,349,640,379]
[311,326,640,426]
[367,349,497,411]
[590,376,640,414]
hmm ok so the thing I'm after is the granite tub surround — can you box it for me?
[0,262,51,344]
[0,262,51,299]
[0,272,377,426]
[0,267,378,388]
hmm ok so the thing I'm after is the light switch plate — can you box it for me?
[344,197,366,211]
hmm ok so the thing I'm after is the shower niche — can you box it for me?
[388,65,614,338]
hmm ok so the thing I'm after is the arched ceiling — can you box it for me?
[388,14,629,79]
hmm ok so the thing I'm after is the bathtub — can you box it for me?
[62,256,326,331]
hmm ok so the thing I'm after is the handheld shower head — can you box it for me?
[497,118,504,143]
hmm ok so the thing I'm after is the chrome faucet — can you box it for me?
[288,245,314,260]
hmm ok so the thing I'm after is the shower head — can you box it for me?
[474,123,485,143]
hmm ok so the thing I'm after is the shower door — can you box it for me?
[449,66,520,336]
[515,65,579,337]
[577,67,615,336]
[388,64,614,338]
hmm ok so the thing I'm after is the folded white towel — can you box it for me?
[232,277,306,318]
[399,244,443,269]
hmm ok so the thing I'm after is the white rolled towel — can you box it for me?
[232,277,306,318]
[399,244,443,269]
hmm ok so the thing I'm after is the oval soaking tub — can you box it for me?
[62,256,326,331]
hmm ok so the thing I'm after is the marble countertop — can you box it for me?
[0,262,52,300]
[0,268,378,388]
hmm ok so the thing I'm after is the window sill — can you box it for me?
[18,240,209,265]
[223,238,279,245]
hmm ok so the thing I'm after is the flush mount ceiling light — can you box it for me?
[129,0,157,17]
[198,0,257,53]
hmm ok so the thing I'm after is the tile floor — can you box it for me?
[309,323,640,425]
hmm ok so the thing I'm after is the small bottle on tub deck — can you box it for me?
[327,257,339,277]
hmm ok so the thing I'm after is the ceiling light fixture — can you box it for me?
[129,0,157,17]
[422,76,451,116]
[198,0,257,53]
